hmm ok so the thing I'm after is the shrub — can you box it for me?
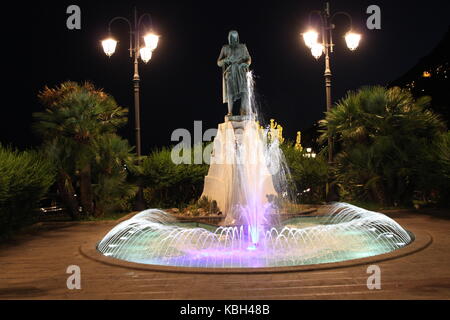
[141,146,209,208]
[413,131,450,207]
[320,86,448,206]
[0,145,55,237]
[280,142,328,203]
[92,134,139,216]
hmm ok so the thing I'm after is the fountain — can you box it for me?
[96,31,413,269]
[97,204,412,268]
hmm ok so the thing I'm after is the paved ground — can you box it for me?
[0,210,449,300]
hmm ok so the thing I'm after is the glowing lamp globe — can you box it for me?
[345,32,361,51]
[302,30,319,48]
[144,33,159,51]
[310,43,324,59]
[140,47,153,63]
[102,38,117,57]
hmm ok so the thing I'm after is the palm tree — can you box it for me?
[319,86,447,205]
[33,81,128,217]
[92,133,140,216]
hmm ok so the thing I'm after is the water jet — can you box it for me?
[96,31,413,269]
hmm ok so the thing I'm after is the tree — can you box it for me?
[33,81,128,218]
[92,134,139,216]
[319,86,447,206]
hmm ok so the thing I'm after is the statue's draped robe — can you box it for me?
[217,43,252,104]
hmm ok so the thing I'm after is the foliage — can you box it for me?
[280,142,328,203]
[413,131,450,206]
[34,81,127,145]
[185,196,220,215]
[437,132,450,205]
[92,134,139,216]
[197,196,219,213]
[33,81,134,218]
[319,86,448,206]
[0,145,55,237]
[142,146,209,209]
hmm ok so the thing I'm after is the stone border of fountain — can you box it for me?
[80,226,431,274]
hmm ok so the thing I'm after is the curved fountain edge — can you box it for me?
[79,226,432,274]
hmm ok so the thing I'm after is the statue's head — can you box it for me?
[228,30,240,46]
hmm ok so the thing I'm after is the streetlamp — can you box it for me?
[302,2,360,200]
[102,7,159,158]
[102,7,159,209]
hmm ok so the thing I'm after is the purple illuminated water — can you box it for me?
[97,72,413,268]
[97,204,412,268]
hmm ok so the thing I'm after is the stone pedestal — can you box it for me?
[201,116,277,224]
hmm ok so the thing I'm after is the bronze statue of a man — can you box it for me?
[217,30,252,116]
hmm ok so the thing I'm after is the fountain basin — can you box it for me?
[94,203,417,270]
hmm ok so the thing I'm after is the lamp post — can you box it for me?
[302,2,361,200]
[102,7,159,209]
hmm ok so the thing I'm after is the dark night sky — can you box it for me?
[2,0,449,153]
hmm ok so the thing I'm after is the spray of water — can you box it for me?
[97,72,413,268]
[97,203,412,268]
[219,71,294,244]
